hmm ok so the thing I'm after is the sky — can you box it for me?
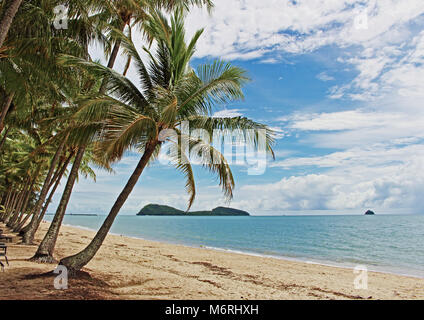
[51,0,424,216]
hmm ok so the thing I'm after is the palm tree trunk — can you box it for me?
[12,191,30,228]
[1,189,12,217]
[11,173,36,229]
[7,194,24,226]
[108,39,122,69]
[0,189,11,220]
[15,150,73,233]
[22,137,68,244]
[31,146,85,263]
[123,56,132,76]
[12,164,40,227]
[32,20,128,262]
[47,154,67,190]
[4,187,22,224]
[0,92,14,134]
[99,23,126,93]
[23,26,121,243]
[7,188,27,227]
[5,194,21,225]
[8,191,18,213]
[4,188,12,205]
[35,150,75,227]
[59,142,157,273]
[2,190,16,221]
[0,0,23,47]
[0,125,10,152]
[14,207,32,232]
[20,151,68,231]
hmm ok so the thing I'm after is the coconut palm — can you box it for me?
[0,1,101,236]
[23,0,214,258]
[4,0,111,242]
[0,126,48,225]
[0,0,24,48]
[55,9,275,273]
[98,0,213,73]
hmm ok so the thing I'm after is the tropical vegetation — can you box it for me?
[0,0,274,274]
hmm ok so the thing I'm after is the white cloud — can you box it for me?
[272,143,424,169]
[185,0,424,107]
[234,152,424,212]
[212,108,244,118]
[259,57,280,64]
[285,110,403,131]
[283,105,424,149]
[316,72,335,82]
[186,0,424,60]
[81,1,424,214]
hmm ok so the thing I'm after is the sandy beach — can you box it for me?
[0,221,423,300]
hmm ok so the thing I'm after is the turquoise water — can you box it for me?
[46,214,424,278]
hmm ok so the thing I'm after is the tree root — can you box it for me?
[29,254,58,264]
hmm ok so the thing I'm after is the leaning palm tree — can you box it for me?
[99,0,213,70]
[23,0,215,245]
[0,0,24,48]
[57,9,275,273]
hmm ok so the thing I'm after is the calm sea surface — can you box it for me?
[45,214,424,278]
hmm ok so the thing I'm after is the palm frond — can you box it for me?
[57,54,149,108]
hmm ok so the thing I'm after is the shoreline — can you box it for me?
[60,222,424,280]
[1,221,423,300]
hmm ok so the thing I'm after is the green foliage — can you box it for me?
[59,9,275,210]
[0,0,273,220]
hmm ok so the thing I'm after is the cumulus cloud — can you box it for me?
[233,153,424,212]
[271,95,424,212]
[186,0,424,60]
[185,1,424,105]
[79,1,424,215]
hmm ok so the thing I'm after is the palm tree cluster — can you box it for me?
[0,0,275,274]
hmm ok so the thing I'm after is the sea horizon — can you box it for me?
[46,211,424,217]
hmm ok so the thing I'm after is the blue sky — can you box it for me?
[50,0,424,215]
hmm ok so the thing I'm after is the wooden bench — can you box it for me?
[0,235,13,243]
[0,228,14,243]
[0,244,8,271]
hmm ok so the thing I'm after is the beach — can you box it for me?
[0,221,423,300]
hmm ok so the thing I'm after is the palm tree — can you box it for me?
[0,0,91,135]
[0,126,48,225]
[99,0,213,74]
[30,143,107,262]
[24,0,214,258]
[0,0,24,48]
[57,9,275,273]
[5,0,107,242]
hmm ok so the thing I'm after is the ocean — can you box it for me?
[45,214,424,278]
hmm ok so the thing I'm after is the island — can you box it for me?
[364,210,375,215]
[137,204,250,216]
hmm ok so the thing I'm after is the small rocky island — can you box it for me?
[137,204,250,216]
[364,210,375,215]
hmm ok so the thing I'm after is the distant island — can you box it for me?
[137,204,250,216]
[365,210,375,215]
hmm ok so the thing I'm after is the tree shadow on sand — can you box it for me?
[1,268,117,300]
